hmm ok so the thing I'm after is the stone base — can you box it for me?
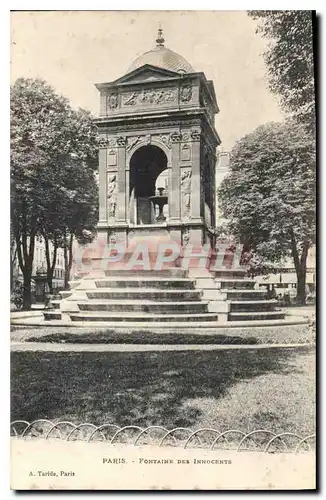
[46,251,285,325]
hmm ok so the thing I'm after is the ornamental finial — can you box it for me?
[156,24,165,47]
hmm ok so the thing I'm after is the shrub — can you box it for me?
[308,313,316,342]
[11,281,24,310]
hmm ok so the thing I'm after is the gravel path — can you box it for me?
[11,341,314,352]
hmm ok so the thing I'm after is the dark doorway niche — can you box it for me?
[129,145,168,224]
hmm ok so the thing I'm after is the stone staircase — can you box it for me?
[212,268,284,322]
[44,268,218,325]
[44,266,285,325]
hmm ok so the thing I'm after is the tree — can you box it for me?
[218,121,315,305]
[248,11,315,132]
[38,111,98,293]
[11,78,98,308]
[57,171,98,290]
[10,226,18,289]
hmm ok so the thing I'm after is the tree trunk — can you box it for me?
[63,232,74,289]
[10,246,17,290]
[64,235,69,290]
[44,234,58,294]
[68,233,74,283]
[290,230,309,306]
[15,226,36,310]
[296,270,307,306]
[22,272,32,310]
[12,203,37,310]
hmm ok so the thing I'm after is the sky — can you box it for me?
[10,10,284,150]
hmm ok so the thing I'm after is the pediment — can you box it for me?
[112,65,180,85]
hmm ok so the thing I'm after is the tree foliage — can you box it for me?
[248,10,315,132]
[218,121,315,304]
[11,78,98,307]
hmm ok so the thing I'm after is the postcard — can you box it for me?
[10,10,316,491]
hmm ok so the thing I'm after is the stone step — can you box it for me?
[230,300,278,312]
[228,311,285,321]
[223,290,268,300]
[77,301,208,314]
[217,279,256,290]
[94,278,195,289]
[213,268,248,279]
[69,312,218,323]
[86,289,202,301]
[104,268,187,278]
[44,311,62,321]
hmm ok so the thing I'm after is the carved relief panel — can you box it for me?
[179,85,192,102]
[108,229,117,244]
[104,82,197,115]
[107,173,117,221]
[125,132,174,164]
[181,168,192,220]
[202,92,214,123]
[97,135,108,149]
[107,149,117,167]
[181,144,191,161]
[107,93,119,110]
[123,87,177,106]
[180,132,192,162]
[104,87,178,114]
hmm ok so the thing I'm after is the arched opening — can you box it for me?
[129,145,168,224]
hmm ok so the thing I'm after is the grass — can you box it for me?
[11,324,314,345]
[11,346,315,436]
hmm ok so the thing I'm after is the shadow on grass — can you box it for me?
[11,347,312,429]
[25,331,259,345]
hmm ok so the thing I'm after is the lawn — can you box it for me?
[11,346,315,437]
[11,323,314,345]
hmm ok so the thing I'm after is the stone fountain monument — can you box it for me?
[94,27,219,249]
[43,29,285,327]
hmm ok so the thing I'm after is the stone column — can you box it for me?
[98,137,108,226]
[116,136,127,223]
[210,151,217,229]
[190,129,202,222]
[125,166,130,224]
[169,133,181,222]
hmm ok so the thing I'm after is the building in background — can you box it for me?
[12,236,65,291]
[255,249,316,299]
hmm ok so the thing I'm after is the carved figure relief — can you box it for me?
[117,136,126,147]
[109,230,117,244]
[107,93,119,109]
[181,169,192,219]
[170,132,182,143]
[97,136,108,148]
[124,92,137,106]
[158,134,172,149]
[126,136,141,152]
[182,228,190,246]
[122,88,177,106]
[107,174,117,219]
[180,85,192,102]
[191,129,201,142]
